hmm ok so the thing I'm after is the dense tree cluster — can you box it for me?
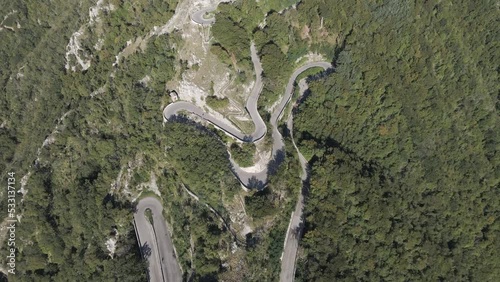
[0,0,179,280]
[244,188,278,218]
[229,142,255,167]
[206,95,230,111]
[2,0,497,281]
[164,118,240,209]
[293,0,499,281]
[156,169,234,281]
[211,0,334,107]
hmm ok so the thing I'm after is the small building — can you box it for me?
[169,90,179,102]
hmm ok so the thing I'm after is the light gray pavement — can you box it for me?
[279,194,304,282]
[134,197,182,282]
[190,7,216,25]
[269,62,331,161]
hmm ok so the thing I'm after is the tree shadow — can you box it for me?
[242,135,253,142]
[266,149,285,177]
[140,242,152,259]
[246,176,266,190]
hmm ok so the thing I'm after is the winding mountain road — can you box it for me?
[164,43,266,143]
[136,4,331,282]
[163,42,329,281]
[190,7,216,25]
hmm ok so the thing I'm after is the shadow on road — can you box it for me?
[140,242,153,259]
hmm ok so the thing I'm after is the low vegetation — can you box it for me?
[206,95,230,111]
[229,142,255,167]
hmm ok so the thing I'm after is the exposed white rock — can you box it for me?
[66,0,115,71]
[94,38,104,51]
[105,229,119,259]
[17,172,31,202]
[90,85,106,98]
[139,75,151,87]
[231,242,238,254]
[42,135,56,147]
[65,31,92,71]
[105,237,116,258]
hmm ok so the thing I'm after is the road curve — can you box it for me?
[190,7,216,25]
[134,197,182,282]
[164,43,266,143]
[163,43,330,188]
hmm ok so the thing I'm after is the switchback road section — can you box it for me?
[134,197,182,282]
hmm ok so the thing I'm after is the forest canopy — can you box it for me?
[0,0,498,281]
[292,0,499,281]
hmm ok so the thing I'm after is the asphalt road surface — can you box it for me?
[134,197,182,282]
[190,7,216,25]
[163,41,329,280]
[279,194,304,282]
